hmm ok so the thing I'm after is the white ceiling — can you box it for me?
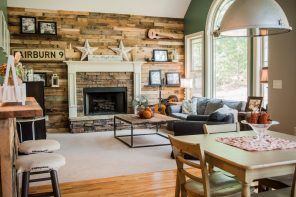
[8,0,191,18]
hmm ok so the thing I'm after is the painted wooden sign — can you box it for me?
[11,48,65,62]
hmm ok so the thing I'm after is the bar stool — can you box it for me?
[15,153,66,197]
[16,117,61,154]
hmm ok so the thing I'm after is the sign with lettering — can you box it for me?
[11,48,65,62]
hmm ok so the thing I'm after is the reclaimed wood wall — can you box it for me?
[8,7,185,133]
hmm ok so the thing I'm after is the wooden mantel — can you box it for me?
[0,97,43,197]
[64,61,145,118]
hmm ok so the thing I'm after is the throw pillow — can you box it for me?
[223,100,243,111]
[215,104,239,122]
[204,99,223,115]
[208,111,228,122]
[190,98,198,115]
[181,100,192,114]
[192,97,209,115]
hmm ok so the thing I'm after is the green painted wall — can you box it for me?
[184,0,214,35]
[0,0,7,64]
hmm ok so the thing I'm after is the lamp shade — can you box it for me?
[260,67,269,83]
[216,0,292,37]
[181,78,193,89]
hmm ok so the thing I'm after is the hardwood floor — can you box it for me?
[30,169,194,197]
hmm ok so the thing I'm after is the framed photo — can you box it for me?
[245,96,263,112]
[153,49,168,62]
[20,16,36,34]
[39,21,57,35]
[166,72,180,86]
[149,70,162,86]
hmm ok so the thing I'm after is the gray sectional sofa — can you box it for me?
[167,97,246,136]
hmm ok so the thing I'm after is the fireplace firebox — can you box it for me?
[83,87,127,115]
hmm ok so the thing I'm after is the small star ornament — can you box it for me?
[76,40,98,61]
[109,40,132,61]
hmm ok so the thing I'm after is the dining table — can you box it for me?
[175,130,296,197]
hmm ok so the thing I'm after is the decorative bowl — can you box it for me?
[241,120,279,141]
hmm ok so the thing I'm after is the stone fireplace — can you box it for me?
[65,61,144,132]
[83,87,128,115]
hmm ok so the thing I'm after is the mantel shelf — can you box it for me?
[64,61,146,65]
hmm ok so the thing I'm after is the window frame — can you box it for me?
[185,31,205,99]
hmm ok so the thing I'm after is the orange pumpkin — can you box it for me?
[143,110,152,119]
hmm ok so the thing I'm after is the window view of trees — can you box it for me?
[213,37,248,101]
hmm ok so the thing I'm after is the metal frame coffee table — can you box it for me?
[114,114,178,148]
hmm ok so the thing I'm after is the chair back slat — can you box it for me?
[177,156,202,169]
[169,135,210,197]
[203,122,240,134]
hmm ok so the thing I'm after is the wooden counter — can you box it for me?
[0,97,42,197]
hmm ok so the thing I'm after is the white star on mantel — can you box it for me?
[109,40,133,61]
[76,40,98,61]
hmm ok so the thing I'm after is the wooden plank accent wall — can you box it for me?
[7,7,185,133]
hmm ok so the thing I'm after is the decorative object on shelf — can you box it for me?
[181,78,193,100]
[20,16,36,34]
[171,49,179,62]
[109,40,132,61]
[33,70,53,87]
[88,55,122,62]
[149,70,162,86]
[147,29,176,39]
[76,40,98,61]
[24,67,34,82]
[152,49,168,62]
[215,0,292,37]
[245,96,263,112]
[165,72,180,86]
[51,74,59,87]
[38,21,57,35]
[65,43,79,60]
[0,54,26,105]
[11,48,65,62]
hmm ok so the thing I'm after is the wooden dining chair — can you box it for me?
[203,122,240,134]
[255,165,296,197]
[168,135,241,197]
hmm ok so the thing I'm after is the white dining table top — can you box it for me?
[175,130,296,170]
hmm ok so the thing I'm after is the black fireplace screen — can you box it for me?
[83,87,127,115]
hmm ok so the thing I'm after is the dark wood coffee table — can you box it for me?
[114,113,178,148]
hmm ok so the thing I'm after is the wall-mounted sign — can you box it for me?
[11,48,65,62]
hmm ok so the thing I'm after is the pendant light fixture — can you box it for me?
[215,0,292,37]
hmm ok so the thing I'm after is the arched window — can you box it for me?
[205,0,250,101]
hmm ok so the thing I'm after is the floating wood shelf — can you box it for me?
[144,61,181,64]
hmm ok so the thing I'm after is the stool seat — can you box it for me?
[19,139,60,154]
[15,153,65,173]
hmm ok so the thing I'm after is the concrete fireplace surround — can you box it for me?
[65,61,144,118]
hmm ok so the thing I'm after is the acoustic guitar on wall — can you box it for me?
[148,29,178,40]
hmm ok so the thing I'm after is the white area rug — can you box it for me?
[47,129,176,184]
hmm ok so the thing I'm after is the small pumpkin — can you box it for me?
[142,110,152,119]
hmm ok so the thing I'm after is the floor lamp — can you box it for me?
[181,78,193,100]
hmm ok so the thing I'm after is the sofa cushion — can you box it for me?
[186,114,209,121]
[204,99,223,115]
[171,113,188,120]
[182,100,192,114]
[208,105,238,122]
[223,100,243,111]
[192,97,210,115]
[208,111,234,123]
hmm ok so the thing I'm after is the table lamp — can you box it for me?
[260,67,268,83]
[181,78,193,100]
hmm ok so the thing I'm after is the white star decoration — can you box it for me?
[76,40,98,61]
[109,40,133,61]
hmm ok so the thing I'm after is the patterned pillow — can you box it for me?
[215,104,238,122]
[181,100,192,114]
[192,97,210,115]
